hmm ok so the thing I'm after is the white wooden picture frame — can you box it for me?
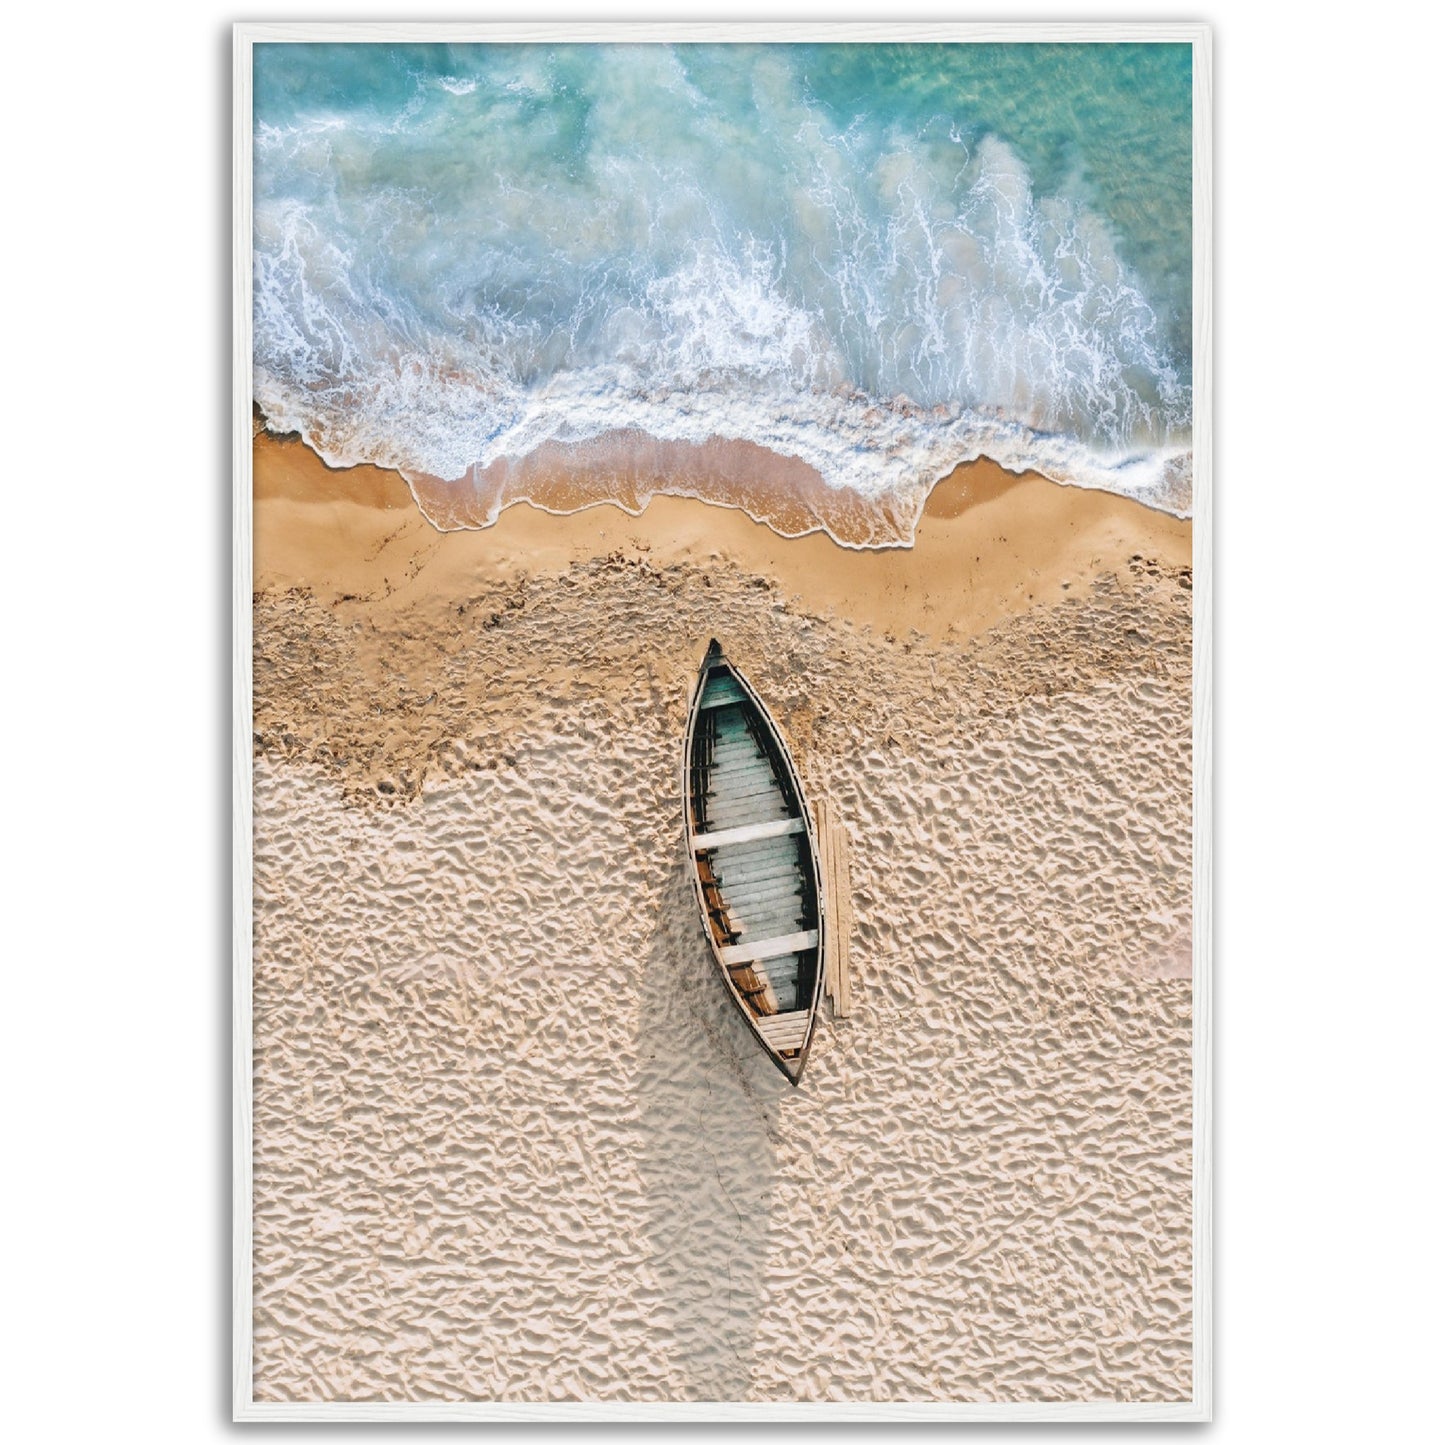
[234,21,1211,1421]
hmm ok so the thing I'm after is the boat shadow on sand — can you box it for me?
[632,859,787,1401]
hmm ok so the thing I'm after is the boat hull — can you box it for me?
[682,640,826,1084]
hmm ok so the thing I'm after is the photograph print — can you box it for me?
[239,24,1208,1417]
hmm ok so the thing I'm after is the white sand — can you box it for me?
[251,542,1193,1402]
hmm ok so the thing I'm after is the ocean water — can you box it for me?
[253,42,1193,545]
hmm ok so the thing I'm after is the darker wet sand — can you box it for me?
[253,426,1190,644]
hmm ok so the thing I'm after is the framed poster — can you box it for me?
[235,21,1210,1420]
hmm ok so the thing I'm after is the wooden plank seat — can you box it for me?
[707,812,790,839]
[693,816,806,850]
[718,929,819,966]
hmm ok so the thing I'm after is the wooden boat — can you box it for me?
[682,639,826,1084]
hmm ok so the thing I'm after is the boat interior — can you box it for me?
[688,661,820,1061]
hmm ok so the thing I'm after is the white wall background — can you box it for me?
[3,1,1437,1439]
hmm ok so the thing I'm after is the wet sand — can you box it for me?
[250,431,1194,1402]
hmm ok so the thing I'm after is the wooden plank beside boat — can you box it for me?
[682,639,827,1085]
[815,797,854,1019]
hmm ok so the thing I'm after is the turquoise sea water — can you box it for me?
[253,42,1194,540]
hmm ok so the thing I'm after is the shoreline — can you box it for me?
[253,428,1191,645]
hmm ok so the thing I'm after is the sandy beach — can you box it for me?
[251,429,1194,1402]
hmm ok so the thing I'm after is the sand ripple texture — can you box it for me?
[252,554,1193,1402]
